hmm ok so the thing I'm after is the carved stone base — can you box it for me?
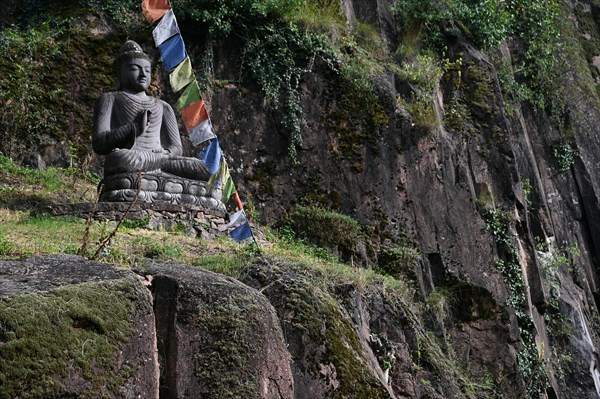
[99,171,224,212]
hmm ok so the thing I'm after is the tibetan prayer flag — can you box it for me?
[180,99,208,131]
[152,9,179,46]
[169,56,194,92]
[158,34,186,70]
[230,222,253,242]
[142,0,171,24]
[226,209,247,228]
[222,174,236,202]
[209,159,236,203]
[189,119,216,146]
[176,80,202,111]
[198,138,221,175]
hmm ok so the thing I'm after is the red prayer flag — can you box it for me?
[181,100,209,131]
[142,0,171,24]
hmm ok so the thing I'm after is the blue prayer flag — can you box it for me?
[158,34,186,70]
[230,222,253,242]
[198,138,221,175]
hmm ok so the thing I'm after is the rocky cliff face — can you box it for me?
[208,1,600,398]
[3,0,600,398]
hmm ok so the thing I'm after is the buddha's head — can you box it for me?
[113,40,152,92]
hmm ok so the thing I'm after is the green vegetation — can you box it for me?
[280,205,365,262]
[394,0,511,50]
[551,140,577,172]
[0,22,64,159]
[0,277,143,398]
[394,0,564,138]
[175,0,393,163]
[0,0,143,163]
[193,291,262,398]
[481,208,549,398]
[376,246,420,281]
[536,238,579,314]
[0,154,64,192]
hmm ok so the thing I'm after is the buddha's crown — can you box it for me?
[113,40,151,76]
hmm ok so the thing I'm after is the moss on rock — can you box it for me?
[241,260,391,398]
[0,277,146,398]
[324,79,388,173]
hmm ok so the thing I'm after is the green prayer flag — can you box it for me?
[208,158,236,202]
[169,56,194,92]
[222,176,236,203]
[176,80,202,111]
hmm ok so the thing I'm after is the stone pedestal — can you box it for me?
[43,201,229,239]
[100,171,224,211]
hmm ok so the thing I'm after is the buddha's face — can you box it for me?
[119,58,151,93]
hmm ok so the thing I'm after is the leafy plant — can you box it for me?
[176,0,395,163]
[280,205,364,262]
[376,246,420,280]
[551,140,576,172]
[480,207,550,397]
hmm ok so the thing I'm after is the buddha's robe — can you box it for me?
[93,91,210,181]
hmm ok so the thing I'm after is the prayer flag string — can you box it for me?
[142,0,257,247]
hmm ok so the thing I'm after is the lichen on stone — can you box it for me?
[0,277,143,398]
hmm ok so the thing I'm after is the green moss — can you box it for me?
[561,3,600,108]
[0,278,142,398]
[190,293,262,398]
[445,95,478,137]
[397,92,438,131]
[322,294,389,398]
[270,275,389,398]
[325,81,388,173]
[463,62,494,118]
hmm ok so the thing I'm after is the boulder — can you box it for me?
[241,259,395,399]
[0,255,159,398]
[144,262,294,399]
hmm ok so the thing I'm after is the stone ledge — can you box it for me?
[41,201,227,218]
[40,201,231,239]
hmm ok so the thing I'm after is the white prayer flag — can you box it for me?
[189,119,216,146]
[226,210,247,228]
[152,9,180,47]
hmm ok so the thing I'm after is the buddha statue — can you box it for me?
[93,41,222,209]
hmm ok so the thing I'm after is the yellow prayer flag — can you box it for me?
[169,56,194,92]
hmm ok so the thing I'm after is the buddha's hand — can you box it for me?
[135,110,151,136]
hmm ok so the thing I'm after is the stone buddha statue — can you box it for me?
[93,41,223,209]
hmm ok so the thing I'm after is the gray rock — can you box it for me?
[0,255,159,398]
[144,262,294,399]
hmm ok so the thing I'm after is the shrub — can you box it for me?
[376,247,420,280]
[281,206,364,261]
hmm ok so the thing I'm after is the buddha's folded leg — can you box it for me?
[104,149,164,175]
[162,156,211,181]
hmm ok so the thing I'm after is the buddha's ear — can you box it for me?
[114,76,121,90]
